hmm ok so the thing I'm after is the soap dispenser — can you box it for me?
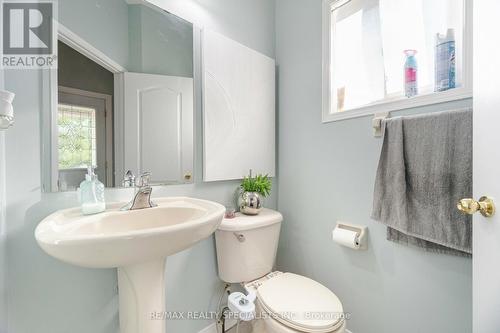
[79,166,106,215]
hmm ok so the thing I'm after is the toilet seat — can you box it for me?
[255,273,345,333]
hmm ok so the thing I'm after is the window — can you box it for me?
[322,0,472,122]
[57,104,97,169]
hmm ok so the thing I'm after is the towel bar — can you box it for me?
[372,112,389,137]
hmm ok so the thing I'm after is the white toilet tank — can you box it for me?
[215,208,283,283]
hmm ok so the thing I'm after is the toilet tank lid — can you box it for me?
[218,208,283,231]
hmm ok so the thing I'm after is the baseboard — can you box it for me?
[198,322,217,333]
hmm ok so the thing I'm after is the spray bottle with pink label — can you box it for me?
[404,49,418,98]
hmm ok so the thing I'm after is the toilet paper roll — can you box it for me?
[332,227,360,249]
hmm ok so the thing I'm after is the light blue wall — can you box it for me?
[274,1,472,332]
[128,5,194,77]
[2,1,276,333]
[0,135,5,332]
[148,0,275,59]
[0,69,7,333]
[58,0,129,68]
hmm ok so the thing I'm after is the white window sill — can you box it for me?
[321,86,472,123]
[58,168,90,171]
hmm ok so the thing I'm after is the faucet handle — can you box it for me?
[122,170,135,187]
[137,172,151,187]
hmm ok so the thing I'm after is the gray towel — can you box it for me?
[371,109,472,257]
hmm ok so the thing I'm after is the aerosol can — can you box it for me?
[404,49,418,98]
[435,28,456,91]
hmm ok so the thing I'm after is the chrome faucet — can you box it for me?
[121,172,157,210]
[122,170,136,187]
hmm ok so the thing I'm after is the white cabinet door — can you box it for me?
[473,0,500,331]
[202,29,276,181]
[116,72,193,184]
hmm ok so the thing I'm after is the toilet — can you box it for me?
[215,208,346,333]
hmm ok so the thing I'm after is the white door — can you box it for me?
[473,1,500,332]
[115,72,193,184]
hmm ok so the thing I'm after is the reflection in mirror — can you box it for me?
[43,1,194,192]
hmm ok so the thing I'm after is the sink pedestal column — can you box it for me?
[117,258,166,333]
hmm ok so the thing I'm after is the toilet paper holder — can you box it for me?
[333,222,368,250]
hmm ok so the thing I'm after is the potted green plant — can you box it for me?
[238,171,271,215]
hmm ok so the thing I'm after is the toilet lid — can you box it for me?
[257,273,344,333]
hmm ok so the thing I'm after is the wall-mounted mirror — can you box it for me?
[42,0,194,192]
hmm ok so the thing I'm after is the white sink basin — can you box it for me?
[36,197,225,268]
[35,197,225,333]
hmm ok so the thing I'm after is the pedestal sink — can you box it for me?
[35,197,225,333]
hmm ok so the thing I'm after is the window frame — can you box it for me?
[321,0,473,123]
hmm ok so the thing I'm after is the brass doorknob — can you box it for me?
[457,196,495,217]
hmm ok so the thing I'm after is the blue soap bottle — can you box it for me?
[79,166,106,215]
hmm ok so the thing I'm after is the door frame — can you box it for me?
[58,86,114,187]
[41,22,126,191]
